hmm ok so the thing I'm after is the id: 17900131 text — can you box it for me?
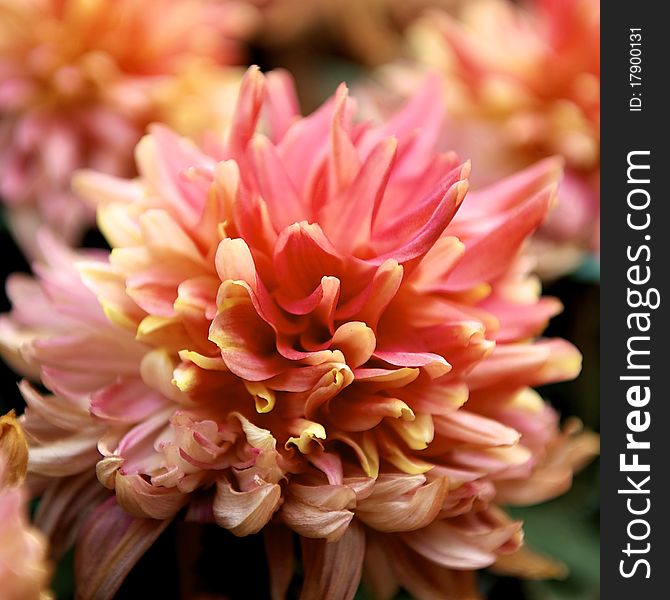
[629,28,643,112]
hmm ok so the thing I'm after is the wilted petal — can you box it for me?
[0,410,29,487]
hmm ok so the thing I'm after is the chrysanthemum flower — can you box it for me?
[0,411,52,600]
[0,0,255,256]
[408,0,600,278]
[0,67,597,599]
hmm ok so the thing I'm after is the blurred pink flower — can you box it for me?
[0,0,255,257]
[0,67,597,599]
[0,412,52,600]
[409,0,600,278]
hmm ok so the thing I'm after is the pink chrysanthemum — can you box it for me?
[0,0,255,256]
[409,0,600,277]
[0,67,597,599]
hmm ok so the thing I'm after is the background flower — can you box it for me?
[0,0,256,257]
[406,0,600,278]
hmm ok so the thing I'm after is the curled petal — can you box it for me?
[281,483,355,541]
[330,431,380,478]
[286,420,327,454]
[115,472,188,520]
[357,476,448,532]
[215,237,258,286]
[213,479,281,536]
[273,221,342,299]
[328,393,414,433]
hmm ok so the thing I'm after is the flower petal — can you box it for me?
[300,520,365,600]
[75,497,172,600]
[213,478,281,536]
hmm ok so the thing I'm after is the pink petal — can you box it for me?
[467,339,582,391]
[264,69,300,142]
[434,411,520,447]
[273,221,342,299]
[328,83,360,195]
[227,65,265,159]
[281,483,356,541]
[28,430,102,477]
[445,184,556,290]
[91,378,170,424]
[250,134,306,230]
[370,168,469,266]
[322,136,398,254]
[209,282,288,381]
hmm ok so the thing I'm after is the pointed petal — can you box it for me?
[445,184,556,290]
[228,65,265,157]
[250,134,306,230]
[265,69,300,142]
[371,171,469,266]
[322,136,397,253]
